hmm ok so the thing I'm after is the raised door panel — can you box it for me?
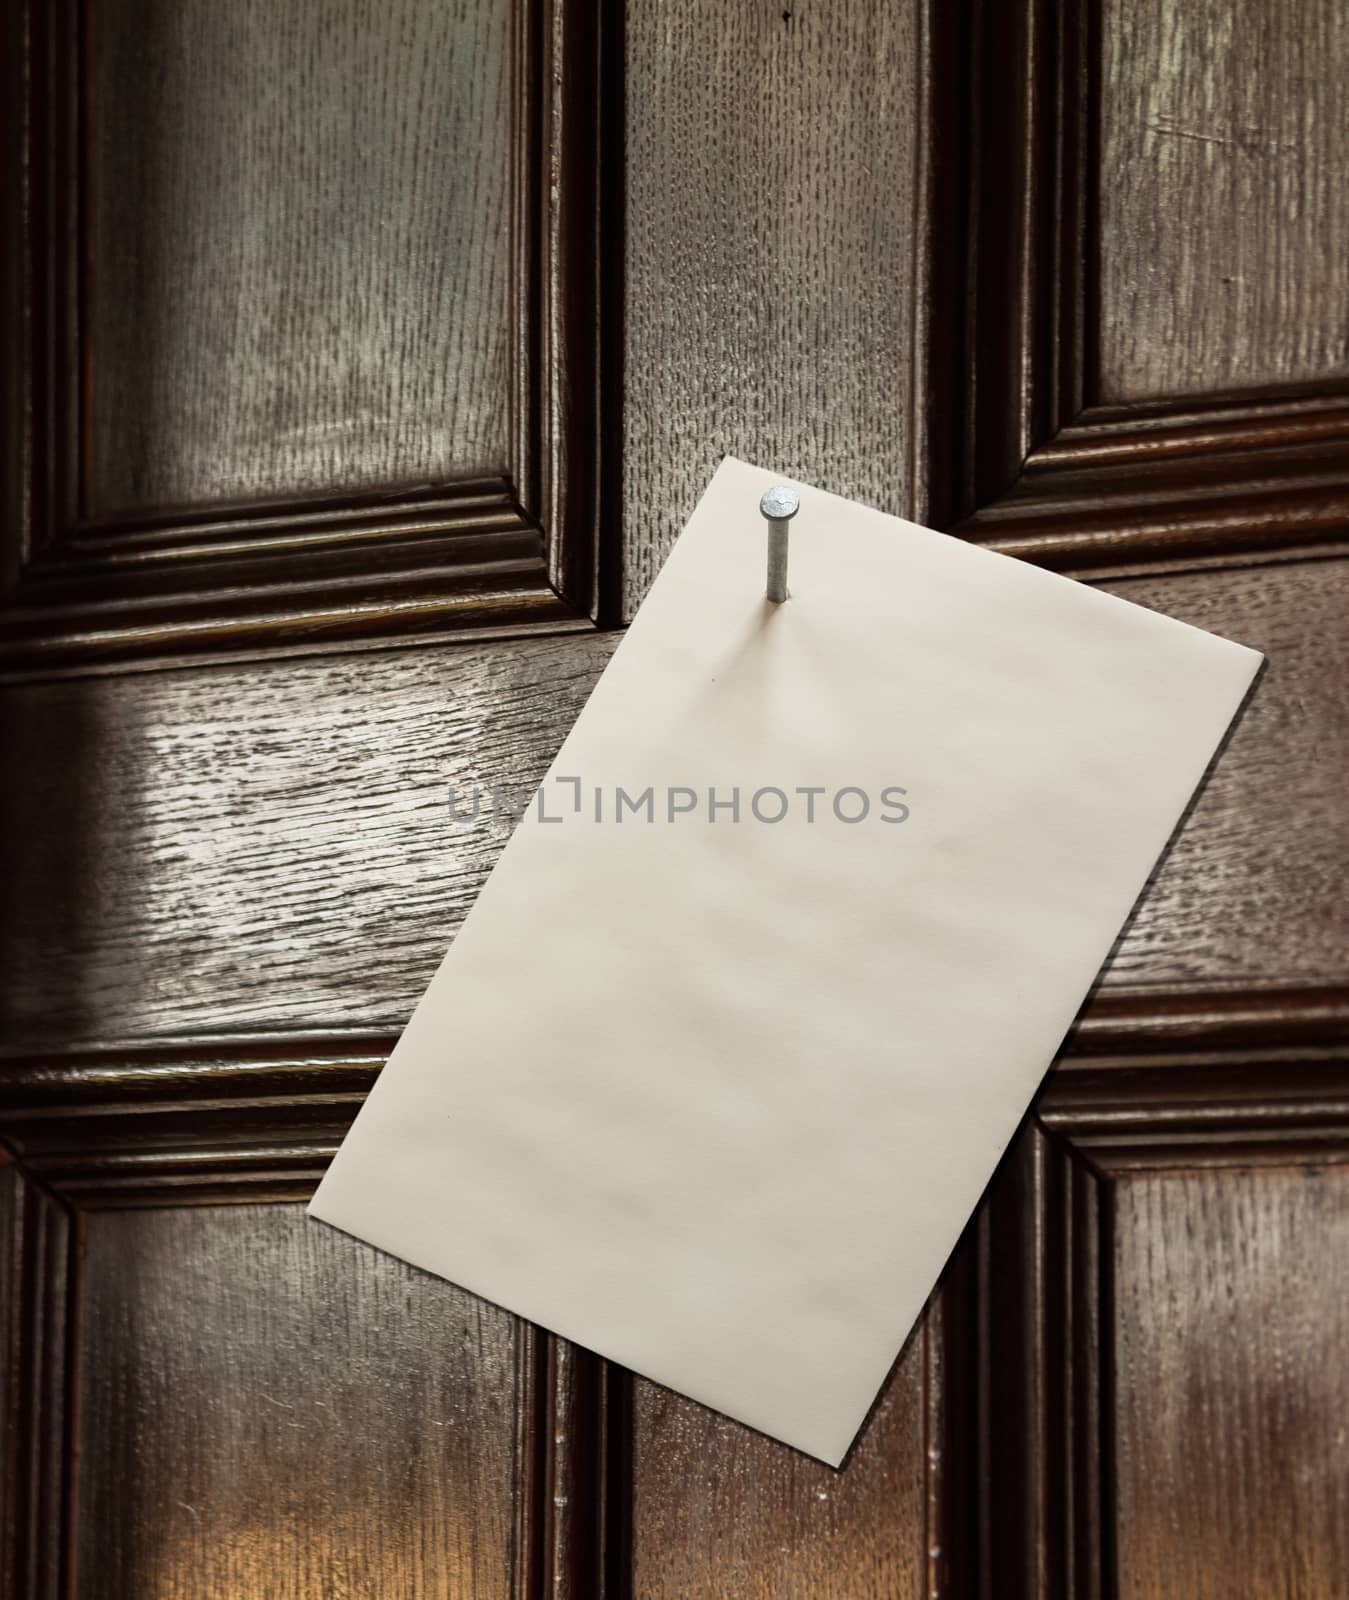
[0,630,621,1046]
[91,0,515,516]
[1,558,1337,1051]
[1000,1012,1349,1600]
[3,0,608,670]
[1098,0,1349,402]
[629,1306,945,1600]
[1112,1167,1349,1598]
[1090,561,1346,992]
[73,1205,525,1600]
[958,0,1349,578]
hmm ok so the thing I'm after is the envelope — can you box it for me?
[309,457,1262,1465]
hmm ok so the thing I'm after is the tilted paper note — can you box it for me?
[310,457,1262,1465]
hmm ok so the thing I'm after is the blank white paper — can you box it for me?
[309,457,1262,1465]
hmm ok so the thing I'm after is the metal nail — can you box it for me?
[760,484,799,603]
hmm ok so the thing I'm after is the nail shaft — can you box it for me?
[759,485,800,603]
[765,521,790,602]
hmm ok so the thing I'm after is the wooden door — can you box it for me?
[3,0,1346,1595]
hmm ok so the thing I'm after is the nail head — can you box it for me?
[760,485,800,522]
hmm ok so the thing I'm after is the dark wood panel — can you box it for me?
[955,0,1092,512]
[1,0,613,668]
[0,1160,72,1600]
[3,990,1343,1209]
[951,0,1349,587]
[0,1166,15,1587]
[960,1011,1349,1600]
[959,395,1349,576]
[629,1309,936,1600]
[0,629,619,1046]
[619,0,928,620]
[74,1204,524,1599]
[90,0,514,515]
[1098,0,1349,403]
[0,0,1341,1595]
[1097,559,1347,990]
[1112,1166,1349,1598]
[0,486,588,677]
[975,1125,1106,1600]
[3,558,1341,1048]
[1043,993,1349,1170]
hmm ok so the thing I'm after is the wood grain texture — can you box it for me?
[1030,392,1349,474]
[629,1311,935,1600]
[951,0,1349,590]
[960,404,1349,576]
[3,988,1342,1212]
[2,1,1347,1589]
[90,0,514,515]
[1044,999,1349,1170]
[0,628,619,1045]
[977,1065,1349,1600]
[73,1204,523,1600]
[3,557,1341,1049]
[2,0,613,670]
[0,487,587,677]
[1098,0,1349,402]
[619,0,923,619]
[1112,1167,1349,1598]
[1095,560,1347,991]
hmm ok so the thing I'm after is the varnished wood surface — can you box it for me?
[3,0,613,670]
[91,0,514,514]
[1112,1168,1349,1597]
[619,0,924,621]
[1098,0,1349,403]
[1099,559,1346,989]
[960,405,1349,574]
[629,1309,938,1600]
[0,628,618,1045]
[74,1205,524,1600]
[0,1160,70,1599]
[2,558,1342,1049]
[3,0,1348,1591]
